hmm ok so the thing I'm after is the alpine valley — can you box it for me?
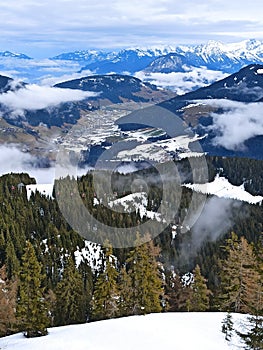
[0,39,262,350]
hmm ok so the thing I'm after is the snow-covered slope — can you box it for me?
[108,192,163,222]
[0,313,247,350]
[184,175,263,204]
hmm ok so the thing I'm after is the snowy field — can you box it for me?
[0,312,246,350]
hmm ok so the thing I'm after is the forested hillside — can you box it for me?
[0,155,262,340]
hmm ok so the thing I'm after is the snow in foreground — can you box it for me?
[0,313,246,350]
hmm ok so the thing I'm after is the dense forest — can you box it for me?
[0,155,262,346]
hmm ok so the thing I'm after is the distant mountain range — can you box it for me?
[2,39,263,89]
[49,39,263,75]
[145,39,263,74]
[5,38,262,78]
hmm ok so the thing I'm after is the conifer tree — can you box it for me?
[0,265,17,336]
[5,237,20,279]
[186,264,211,312]
[236,271,263,349]
[54,256,87,326]
[165,270,191,312]
[123,233,164,315]
[16,241,48,338]
[91,242,119,321]
[118,265,133,317]
[219,233,262,314]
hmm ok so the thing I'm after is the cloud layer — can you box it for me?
[0,145,55,184]
[0,0,263,57]
[135,68,228,95]
[204,100,263,150]
[0,84,96,115]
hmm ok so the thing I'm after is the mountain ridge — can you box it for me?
[51,39,263,75]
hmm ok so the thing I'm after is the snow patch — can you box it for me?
[26,184,54,200]
[184,175,263,204]
[74,240,103,271]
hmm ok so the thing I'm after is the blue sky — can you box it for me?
[0,0,263,58]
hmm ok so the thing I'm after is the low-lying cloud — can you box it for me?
[39,70,93,86]
[191,196,240,249]
[0,57,87,84]
[0,145,55,184]
[135,68,228,94]
[203,99,263,150]
[180,196,242,261]
[0,84,97,114]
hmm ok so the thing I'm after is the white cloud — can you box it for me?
[179,195,241,258]
[0,84,96,113]
[0,145,55,184]
[40,70,93,86]
[0,57,84,83]
[204,100,263,150]
[191,196,239,249]
[135,68,228,94]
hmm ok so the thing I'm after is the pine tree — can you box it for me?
[237,270,263,349]
[54,256,87,326]
[91,242,119,321]
[123,233,164,315]
[5,236,20,279]
[0,265,17,336]
[219,233,262,314]
[165,270,191,312]
[186,264,211,312]
[16,241,48,338]
[118,265,133,317]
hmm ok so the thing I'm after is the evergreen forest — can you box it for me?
[0,155,262,348]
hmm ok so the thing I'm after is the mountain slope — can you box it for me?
[0,51,31,59]
[55,74,174,105]
[144,52,191,73]
[0,74,14,93]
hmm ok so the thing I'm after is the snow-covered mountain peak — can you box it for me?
[0,50,31,59]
